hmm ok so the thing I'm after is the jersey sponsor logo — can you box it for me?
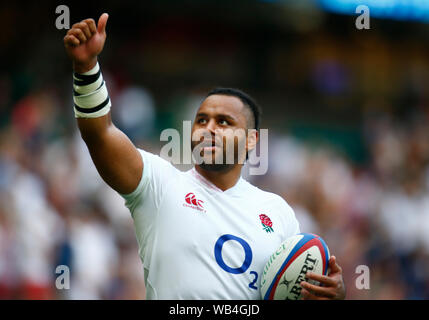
[183,192,206,212]
[259,214,274,233]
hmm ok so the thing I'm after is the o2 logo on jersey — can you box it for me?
[214,234,259,291]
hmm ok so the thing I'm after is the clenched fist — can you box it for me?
[64,13,109,73]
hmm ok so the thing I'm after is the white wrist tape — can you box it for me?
[73,62,111,118]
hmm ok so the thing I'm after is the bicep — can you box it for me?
[77,114,143,194]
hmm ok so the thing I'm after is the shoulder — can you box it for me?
[123,148,182,196]
[241,179,300,236]
[241,179,295,215]
[138,148,174,166]
[121,148,183,209]
[138,148,181,174]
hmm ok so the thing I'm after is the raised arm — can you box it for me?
[64,13,143,194]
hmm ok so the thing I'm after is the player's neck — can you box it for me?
[194,164,242,192]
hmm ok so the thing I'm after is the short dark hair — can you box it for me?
[206,87,261,130]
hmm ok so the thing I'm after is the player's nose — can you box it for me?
[206,118,217,134]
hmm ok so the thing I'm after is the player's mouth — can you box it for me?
[203,145,220,152]
[201,140,222,153]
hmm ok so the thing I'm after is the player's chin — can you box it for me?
[199,162,233,172]
[199,154,233,172]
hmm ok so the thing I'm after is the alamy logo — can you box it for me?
[259,214,274,233]
[184,192,206,212]
[160,121,269,176]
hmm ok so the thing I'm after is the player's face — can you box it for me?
[191,94,253,171]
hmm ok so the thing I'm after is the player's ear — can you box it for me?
[246,129,258,153]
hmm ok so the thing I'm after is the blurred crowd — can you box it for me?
[260,114,429,299]
[0,84,150,299]
[1,2,429,300]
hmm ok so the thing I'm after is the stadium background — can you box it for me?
[1,0,429,299]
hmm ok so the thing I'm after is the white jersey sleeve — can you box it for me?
[283,200,301,236]
[121,148,178,211]
[120,148,178,269]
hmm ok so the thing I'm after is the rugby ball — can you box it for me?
[260,233,330,300]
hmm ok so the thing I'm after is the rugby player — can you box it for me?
[63,13,346,300]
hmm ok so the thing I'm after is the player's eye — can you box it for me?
[197,118,207,124]
[218,119,229,126]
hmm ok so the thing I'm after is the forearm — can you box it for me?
[77,112,112,143]
[65,14,143,194]
[78,116,143,194]
[73,65,142,194]
[73,66,143,194]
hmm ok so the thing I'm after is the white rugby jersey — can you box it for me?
[121,149,300,300]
